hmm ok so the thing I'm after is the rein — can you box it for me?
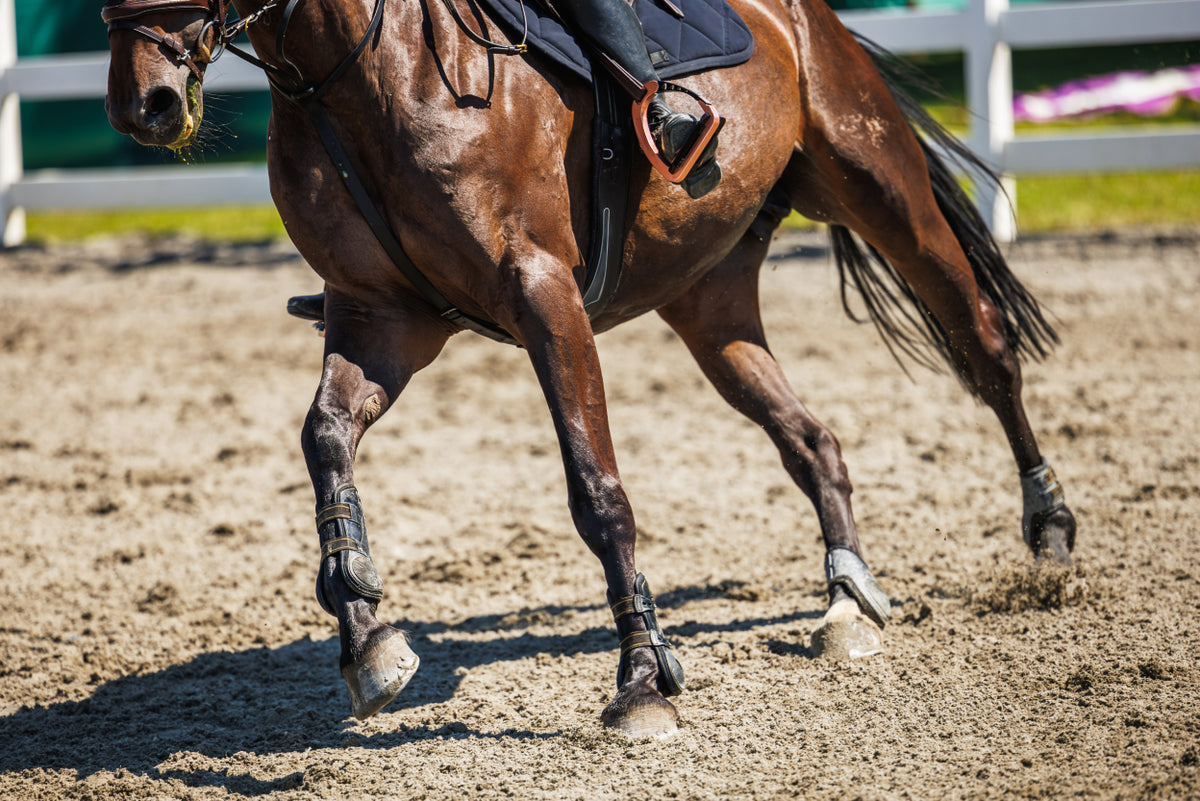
[434,0,528,56]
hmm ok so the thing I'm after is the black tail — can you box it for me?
[829,35,1058,379]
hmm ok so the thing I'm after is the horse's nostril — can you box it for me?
[144,87,181,122]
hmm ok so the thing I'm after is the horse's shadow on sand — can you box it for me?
[0,582,819,794]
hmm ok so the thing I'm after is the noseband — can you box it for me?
[102,0,233,84]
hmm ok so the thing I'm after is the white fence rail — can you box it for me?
[2,0,1199,244]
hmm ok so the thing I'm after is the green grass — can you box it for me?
[1014,170,1200,232]
[23,205,287,244]
[21,170,1200,244]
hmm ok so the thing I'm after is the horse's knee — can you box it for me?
[302,398,364,471]
[302,356,391,465]
[301,402,356,470]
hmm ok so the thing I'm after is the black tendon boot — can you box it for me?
[556,0,722,197]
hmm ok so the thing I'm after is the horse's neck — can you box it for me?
[230,0,477,109]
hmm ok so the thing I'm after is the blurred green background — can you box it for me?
[13,0,1200,239]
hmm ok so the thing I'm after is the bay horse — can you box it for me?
[103,0,1077,737]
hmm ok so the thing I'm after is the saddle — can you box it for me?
[482,0,754,86]
[287,0,756,338]
[482,0,755,317]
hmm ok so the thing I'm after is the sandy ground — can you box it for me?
[0,228,1197,800]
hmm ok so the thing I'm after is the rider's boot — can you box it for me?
[287,293,325,321]
[556,0,723,198]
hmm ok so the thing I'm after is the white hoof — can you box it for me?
[342,634,420,720]
[810,598,884,660]
[601,698,680,739]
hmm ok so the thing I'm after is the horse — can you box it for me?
[103,0,1077,738]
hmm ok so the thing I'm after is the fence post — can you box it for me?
[0,0,24,247]
[966,0,1017,242]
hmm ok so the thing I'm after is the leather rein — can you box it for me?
[103,0,523,345]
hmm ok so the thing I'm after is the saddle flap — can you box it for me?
[479,0,754,85]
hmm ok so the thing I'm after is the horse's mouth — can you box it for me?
[169,110,198,151]
[128,77,202,150]
[165,79,203,151]
[123,79,202,152]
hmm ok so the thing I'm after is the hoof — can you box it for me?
[811,598,884,660]
[601,691,679,739]
[1030,506,1076,567]
[342,631,419,720]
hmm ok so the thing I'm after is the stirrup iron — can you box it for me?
[314,484,384,616]
[825,547,891,628]
[633,80,723,185]
[609,573,685,697]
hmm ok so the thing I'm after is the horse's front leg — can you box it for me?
[505,262,681,738]
[301,291,452,719]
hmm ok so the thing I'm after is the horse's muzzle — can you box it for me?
[106,84,194,147]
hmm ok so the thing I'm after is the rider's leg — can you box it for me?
[554,0,722,197]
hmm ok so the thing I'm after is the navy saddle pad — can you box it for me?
[479,0,755,84]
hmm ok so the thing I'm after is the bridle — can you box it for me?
[101,0,373,101]
[102,0,525,345]
[102,0,230,85]
[102,0,524,99]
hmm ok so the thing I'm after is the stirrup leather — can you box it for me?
[314,485,384,616]
[633,80,722,184]
[609,573,685,697]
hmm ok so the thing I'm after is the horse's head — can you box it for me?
[103,0,229,149]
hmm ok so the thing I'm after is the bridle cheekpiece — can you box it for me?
[102,0,235,84]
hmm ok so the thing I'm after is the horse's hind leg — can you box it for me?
[658,234,890,659]
[301,291,453,719]
[783,13,1075,561]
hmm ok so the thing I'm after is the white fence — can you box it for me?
[2,0,1199,245]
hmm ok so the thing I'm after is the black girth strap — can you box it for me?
[581,69,632,315]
